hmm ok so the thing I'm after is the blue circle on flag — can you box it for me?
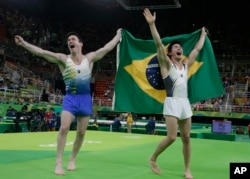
[146,56,164,90]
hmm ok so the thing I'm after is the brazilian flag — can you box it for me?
[113,29,224,114]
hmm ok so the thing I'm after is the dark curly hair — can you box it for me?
[66,31,83,43]
[167,40,182,53]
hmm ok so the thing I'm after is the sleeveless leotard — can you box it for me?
[163,63,188,98]
[63,56,91,94]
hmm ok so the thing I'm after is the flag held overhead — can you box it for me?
[114,29,224,114]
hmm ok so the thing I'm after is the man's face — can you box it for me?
[169,44,183,59]
[67,35,83,53]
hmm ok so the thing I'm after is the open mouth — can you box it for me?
[177,52,182,56]
[70,45,75,49]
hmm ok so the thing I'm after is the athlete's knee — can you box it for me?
[181,134,190,144]
[167,134,177,143]
[59,125,70,134]
[76,130,86,138]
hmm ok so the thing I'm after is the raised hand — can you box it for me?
[143,8,156,25]
[14,35,24,46]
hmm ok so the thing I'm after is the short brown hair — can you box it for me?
[66,31,83,43]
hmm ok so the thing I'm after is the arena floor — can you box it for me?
[0,130,249,179]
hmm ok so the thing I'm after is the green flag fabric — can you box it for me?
[113,29,224,114]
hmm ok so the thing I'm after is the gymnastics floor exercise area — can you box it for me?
[0,130,249,179]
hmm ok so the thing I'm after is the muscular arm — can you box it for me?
[187,27,207,67]
[15,35,67,65]
[86,28,122,63]
[143,8,170,78]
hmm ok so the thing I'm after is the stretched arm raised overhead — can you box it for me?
[186,27,207,67]
[15,35,67,73]
[86,28,122,64]
[143,8,171,78]
[15,35,67,64]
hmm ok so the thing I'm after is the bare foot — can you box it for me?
[184,171,193,179]
[67,160,76,171]
[149,159,161,175]
[54,162,65,175]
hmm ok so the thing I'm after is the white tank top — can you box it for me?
[163,63,188,98]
